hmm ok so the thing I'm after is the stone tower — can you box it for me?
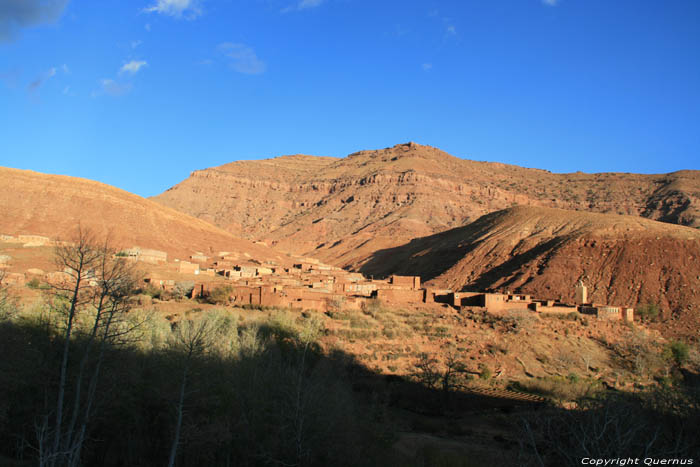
[575,280,588,305]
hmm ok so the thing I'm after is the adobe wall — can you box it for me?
[289,298,326,312]
[376,288,424,303]
[390,275,421,289]
[483,293,508,310]
[178,261,199,274]
[534,305,577,314]
[452,292,483,307]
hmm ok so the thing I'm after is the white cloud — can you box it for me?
[61,63,69,73]
[219,43,266,75]
[27,66,57,92]
[131,39,143,49]
[282,0,323,13]
[446,25,456,35]
[120,60,148,75]
[96,78,132,97]
[542,0,559,6]
[143,0,201,19]
[299,0,323,9]
[0,0,69,42]
[422,63,432,71]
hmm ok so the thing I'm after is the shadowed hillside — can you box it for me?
[359,206,700,340]
[153,143,700,269]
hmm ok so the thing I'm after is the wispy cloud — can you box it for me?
[0,0,69,41]
[145,23,151,31]
[143,0,202,19]
[94,78,132,97]
[421,63,432,72]
[28,68,55,92]
[27,66,67,93]
[219,43,266,75]
[542,0,559,6]
[299,0,323,9]
[429,10,458,41]
[120,60,148,75]
[282,0,324,13]
[131,39,143,49]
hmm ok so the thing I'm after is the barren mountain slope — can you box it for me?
[360,206,700,339]
[0,167,289,263]
[153,143,700,268]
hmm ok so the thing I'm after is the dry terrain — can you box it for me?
[360,206,700,340]
[0,167,291,264]
[153,142,700,270]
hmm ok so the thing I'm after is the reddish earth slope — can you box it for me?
[0,167,290,264]
[360,206,700,340]
[152,143,700,269]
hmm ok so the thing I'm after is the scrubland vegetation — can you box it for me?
[0,236,699,466]
[0,298,401,466]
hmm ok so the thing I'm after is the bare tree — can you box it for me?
[168,314,222,467]
[414,352,440,389]
[38,228,139,467]
[0,269,10,320]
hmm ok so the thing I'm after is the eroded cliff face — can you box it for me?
[359,206,700,340]
[153,143,700,269]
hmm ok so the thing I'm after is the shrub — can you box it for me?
[207,285,234,305]
[361,298,384,317]
[479,366,492,380]
[636,303,660,321]
[140,284,163,299]
[518,388,700,464]
[664,340,690,367]
[26,278,42,289]
[349,315,374,329]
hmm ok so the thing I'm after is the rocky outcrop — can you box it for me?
[153,143,700,269]
[359,206,700,340]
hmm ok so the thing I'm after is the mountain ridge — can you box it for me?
[152,142,700,270]
[0,166,290,264]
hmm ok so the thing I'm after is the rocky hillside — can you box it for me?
[360,206,700,340]
[153,143,700,269]
[0,167,290,264]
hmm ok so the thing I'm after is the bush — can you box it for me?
[207,285,234,305]
[518,388,700,464]
[140,284,163,299]
[636,303,660,321]
[664,340,690,367]
[361,298,385,317]
[26,278,46,290]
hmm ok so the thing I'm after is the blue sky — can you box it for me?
[1,0,698,197]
